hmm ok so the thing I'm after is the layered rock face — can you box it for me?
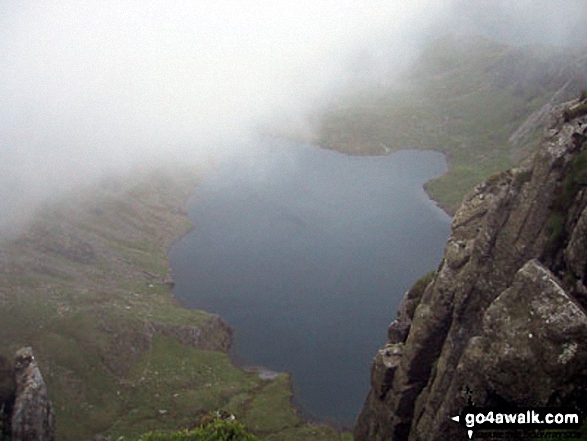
[148,316,233,353]
[355,97,587,440]
[0,348,55,441]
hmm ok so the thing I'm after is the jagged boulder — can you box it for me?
[11,347,55,441]
[458,260,587,408]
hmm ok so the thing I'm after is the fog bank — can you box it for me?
[1,0,586,232]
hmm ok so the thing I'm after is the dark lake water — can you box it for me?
[169,138,451,428]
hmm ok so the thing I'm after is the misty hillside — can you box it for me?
[314,35,587,212]
[2,2,587,440]
[0,170,352,441]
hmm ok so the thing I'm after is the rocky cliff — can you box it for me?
[354,96,587,440]
[0,348,55,441]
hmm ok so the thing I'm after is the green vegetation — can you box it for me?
[563,151,587,202]
[411,270,435,294]
[0,168,351,441]
[311,35,587,213]
[513,168,533,187]
[545,211,566,237]
[131,417,260,441]
[544,150,587,257]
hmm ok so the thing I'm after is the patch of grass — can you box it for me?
[411,270,436,294]
[104,336,260,438]
[424,151,513,214]
[513,168,533,187]
[131,418,260,441]
[563,152,587,204]
[543,151,587,260]
[263,425,354,441]
[147,304,211,328]
[239,375,301,434]
[107,337,352,440]
[546,211,566,238]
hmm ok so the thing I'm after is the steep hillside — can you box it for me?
[0,167,350,441]
[354,96,587,439]
[315,36,587,212]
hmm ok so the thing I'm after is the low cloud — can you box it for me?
[0,0,585,232]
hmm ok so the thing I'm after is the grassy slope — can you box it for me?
[314,35,587,213]
[0,167,349,441]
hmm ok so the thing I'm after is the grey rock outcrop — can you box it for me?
[149,315,233,352]
[94,312,233,377]
[458,260,587,407]
[10,348,55,441]
[355,96,587,440]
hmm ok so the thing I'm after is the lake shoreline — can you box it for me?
[298,137,455,216]
[169,140,451,427]
[168,166,353,437]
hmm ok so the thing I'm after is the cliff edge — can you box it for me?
[354,96,587,440]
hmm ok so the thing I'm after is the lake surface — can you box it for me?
[169,138,451,427]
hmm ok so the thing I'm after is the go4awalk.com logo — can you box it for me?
[450,407,584,439]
